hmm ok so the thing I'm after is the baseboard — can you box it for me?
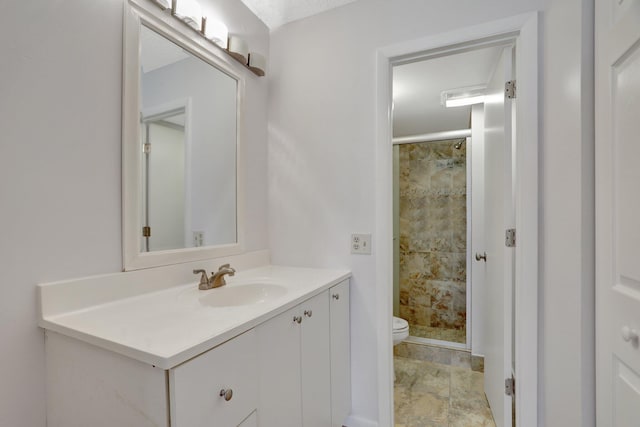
[344,414,378,427]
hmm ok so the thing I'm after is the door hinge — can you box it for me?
[142,226,151,237]
[505,228,516,247]
[505,376,515,396]
[505,80,516,99]
[143,142,151,154]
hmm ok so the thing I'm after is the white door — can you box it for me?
[145,121,185,251]
[595,0,640,425]
[483,45,514,427]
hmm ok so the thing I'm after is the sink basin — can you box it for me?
[197,283,288,308]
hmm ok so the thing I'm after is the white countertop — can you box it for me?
[39,265,350,369]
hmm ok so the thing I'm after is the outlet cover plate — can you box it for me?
[351,233,372,255]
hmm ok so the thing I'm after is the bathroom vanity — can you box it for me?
[39,265,351,427]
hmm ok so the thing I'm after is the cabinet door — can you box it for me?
[300,292,332,427]
[238,410,257,427]
[256,306,302,427]
[170,330,257,427]
[330,280,351,426]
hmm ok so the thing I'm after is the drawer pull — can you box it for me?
[332,294,340,300]
[293,316,302,324]
[219,388,233,401]
[304,310,313,318]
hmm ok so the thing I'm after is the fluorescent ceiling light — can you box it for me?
[441,85,486,108]
[445,95,486,107]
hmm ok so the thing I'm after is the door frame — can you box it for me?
[374,12,539,427]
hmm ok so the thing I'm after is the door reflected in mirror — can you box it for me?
[139,25,238,253]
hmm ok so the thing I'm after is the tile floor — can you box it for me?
[394,356,496,427]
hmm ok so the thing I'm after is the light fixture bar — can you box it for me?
[441,85,486,108]
[445,95,486,107]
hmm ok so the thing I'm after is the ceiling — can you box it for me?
[239,0,358,29]
[392,46,504,138]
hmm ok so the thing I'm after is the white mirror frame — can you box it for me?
[122,0,245,270]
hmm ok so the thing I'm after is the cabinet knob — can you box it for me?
[622,326,639,342]
[293,315,302,324]
[219,389,233,401]
[304,310,313,318]
[332,294,340,300]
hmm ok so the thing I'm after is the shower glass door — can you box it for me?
[394,138,468,344]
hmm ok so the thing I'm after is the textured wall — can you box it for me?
[398,139,466,342]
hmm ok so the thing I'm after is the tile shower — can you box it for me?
[397,138,467,344]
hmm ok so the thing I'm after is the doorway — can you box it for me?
[374,12,539,427]
[141,107,187,252]
[391,41,514,426]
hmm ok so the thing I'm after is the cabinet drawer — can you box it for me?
[170,330,258,427]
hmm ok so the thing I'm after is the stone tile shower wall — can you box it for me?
[398,139,466,343]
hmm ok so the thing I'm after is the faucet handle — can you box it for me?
[193,269,209,286]
[218,263,230,270]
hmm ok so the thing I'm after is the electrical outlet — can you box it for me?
[193,231,204,247]
[351,233,372,255]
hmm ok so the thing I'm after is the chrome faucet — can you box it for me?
[193,264,236,290]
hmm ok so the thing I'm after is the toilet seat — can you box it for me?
[393,316,409,333]
[392,316,409,346]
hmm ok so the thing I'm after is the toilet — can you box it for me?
[392,316,409,345]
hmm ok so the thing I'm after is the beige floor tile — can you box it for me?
[394,355,496,427]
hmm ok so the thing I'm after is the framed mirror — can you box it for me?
[123,0,245,270]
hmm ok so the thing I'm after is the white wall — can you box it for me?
[268,0,594,425]
[0,0,268,425]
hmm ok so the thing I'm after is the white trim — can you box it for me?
[344,414,379,427]
[466,135,472,351]
[392,129,471,144]
[374,50,394,427]
[375,12,539,427]
[122,0,247,270]
[512,13,539,427]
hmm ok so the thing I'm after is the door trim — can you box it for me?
[374,12,539,427]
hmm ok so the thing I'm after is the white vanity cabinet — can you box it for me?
[41,270,351,427]
[44,330,259,427]
[170,330,258,427]
[256,280,350,427]
[329,280,351,426]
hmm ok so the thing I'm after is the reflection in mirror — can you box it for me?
[139,25,238,253]
[142,108,186,252]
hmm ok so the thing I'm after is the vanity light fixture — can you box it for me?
[227,35,249,64]
[248,52,266,76]
[203,17,228,49]
[172,0,202,31]
[441,85,486,108]
[167,0,265,76]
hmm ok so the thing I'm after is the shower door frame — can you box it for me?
[374,12,539,427]
[392,135,472,351]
